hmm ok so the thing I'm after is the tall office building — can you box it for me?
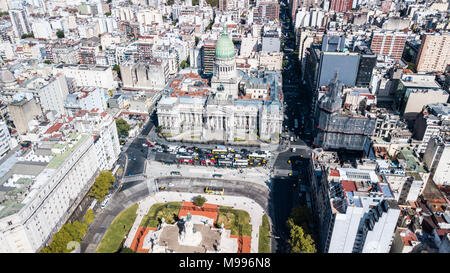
[310,167,401,253]
[416,33,450,73]
[330,0,353,12]
[201,40,217,76]
[36,74,70,115]
[354,46,377,87]
[219,0,227,11]
[423,135,450,186]
[370,31,407,61]
[9,9,32,38]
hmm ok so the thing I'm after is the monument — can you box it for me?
[178,213,203,246]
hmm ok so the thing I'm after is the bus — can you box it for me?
[233,159,249,167]
[177,154,193,160]
[218,159,233,167]
[212,148,228,155]
[248,153,267,160]
[294,119,298,129]
[204,186,224,195]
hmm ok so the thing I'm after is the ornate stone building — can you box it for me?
[157,27,283,144]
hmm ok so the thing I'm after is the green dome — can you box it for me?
[215,28,235,59]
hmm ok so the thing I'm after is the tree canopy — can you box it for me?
[56,30,65,39]
[116,118,131,137]
[88,171,115,202]
[40,220,88,253]
[193,195,207,207]
[287,218,316,253]
[84,208,95,225]
[286,206,316,253]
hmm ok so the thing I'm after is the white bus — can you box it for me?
[234,159,249,167]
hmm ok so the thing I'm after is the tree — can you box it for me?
[116,118,131,137]
[113,64,121,79]
[44,60,52,64]
[289,205,312,233]
[120,247,135,253]
[193,195,206,207]
[84,208,95,225]
[89,171,115,201]
[40,220,89,253]
[104,12,111,16]
[56,30,65,39]
[287,218,316,253]
[195,36,200,46]
[21,33,34,39]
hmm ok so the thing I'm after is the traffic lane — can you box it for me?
[270,177,297,253]
[125,138,148,176]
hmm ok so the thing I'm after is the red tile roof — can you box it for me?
[45,123,63,134]
[329,169,340,177]
[341,180,357,192]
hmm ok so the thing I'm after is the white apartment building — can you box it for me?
[0,110,121,252]
[73,111,121,171]
[9,9,32,38]
[53,64,117,90]
[0,133,98,252]
[325,168,401,253]
[258,51,283,71]
[31,20,53,40]
[413,103,450,154]
[0,120,11,158]
[423,135,450,186]
[33,74,70,115]
[64,87,107,114]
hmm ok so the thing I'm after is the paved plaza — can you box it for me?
[123,191,266,253]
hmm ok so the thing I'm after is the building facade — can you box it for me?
[157,28,283,144]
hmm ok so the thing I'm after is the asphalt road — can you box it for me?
[123,118,155,176]
[266,0,316,253]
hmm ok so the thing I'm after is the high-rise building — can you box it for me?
[8,96,43,135]
[201,40,216,76]
[36,74,70,115]
[0,120,11,158]
[9,9,32,38]
[416,33,450,73]
[330,0,353,12]
[314,77,376,151]
[413,103,450,154]
[254,1,280,22]
[354,46,377,87]
[370,31,407,61]
[423,134,450,186]
[219,0,227,11]
[321,35,346,52]
[311,166,401,253]
[397,74,449,123]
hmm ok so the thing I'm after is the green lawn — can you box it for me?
[258,214,271,253]
[216,206,252,237]
[96,204,138,253]
[140,202,182,228]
